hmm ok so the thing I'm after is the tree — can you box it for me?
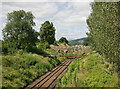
[59,37,68,44]
[83,37,91,46]
[87,2,120,66]
[2,10,38,51]
[39,21,56,44]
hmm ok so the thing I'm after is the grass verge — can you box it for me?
[56,50,119,87]
[2,49,66,88]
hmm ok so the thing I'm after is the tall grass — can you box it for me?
[56,50,118,87]
[2,50,66,88]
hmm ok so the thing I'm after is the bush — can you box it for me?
[105,64,109,68]
[59,37,69,44]
[4,73,18,81]
[44,42,50,49]
[2,41,9,54]
[37,42,50,49]
[26,58,37,66]
[46,57,58,67]
[17,49,24,55]
[101,61,104,64]
[35,62,51,71]
[20,57,38,68]
[29,46,45,54]
[2,58,13,67]
[21,70,32,78]
[53,41,58,46]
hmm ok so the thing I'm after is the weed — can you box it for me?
[56,50,118,87]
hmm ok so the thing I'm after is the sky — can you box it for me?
[0,0,94,40]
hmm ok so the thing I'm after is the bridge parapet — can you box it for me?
[50,45,90,54]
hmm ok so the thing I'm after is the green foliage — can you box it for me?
[36,42,50,49]
[101,61,104,64]
[56,50,118,87]
[66,50,74,55]
[2,10,38,53]
[87,2,120,66]
[46,57,60,67]
[39,21,56,44]
[2,47,66,88]
[17,49,25,55]
[4,73,18,81]
[53,41,59,46]
[29,46,45,55]
[105,64,109,68]
[35,62,51,70]
[83,37,91,46]
[58,37,68,44]
[2,41,9,54]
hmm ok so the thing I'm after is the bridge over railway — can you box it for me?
[25,45,90,89]
[50,45,90,53]
[49,55,88,58]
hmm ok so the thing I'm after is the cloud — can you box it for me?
[2,0,93,2]
[56,27,88,40]
[2,2,58,19]
[53,2,91,26]
[33,19,44,32]
[1,1,92,40]
[33,3,58,19]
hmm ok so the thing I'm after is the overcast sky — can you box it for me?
[0,0,94,40]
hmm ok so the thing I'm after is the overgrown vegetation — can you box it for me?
[87,2,120,69]
[56,50,119,87]
[2,49,65,87]
[1,10,69,88]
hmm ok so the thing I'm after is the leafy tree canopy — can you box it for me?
[2,10,38,51]
[39,21,56,44]
[87,2,120,65]
[59,37,69,44]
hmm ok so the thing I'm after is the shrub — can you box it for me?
[26,58,37,66]
[105,64,109,68]
[2,58,13,67]
[29,46,45,54]
[20,57,37,68]
[37,42,50,49]
[53,41,58,46]
[109,68,114,74]
[22,70,32,78]
[35,62,51,71]
[115,65,119,72]
[46,57,58,67]
[44,42,50,49]
[2,41,9,54]
[17,49,24,55]
[101,61,104,64]
[4,74,18,81]
[59,37,69,44]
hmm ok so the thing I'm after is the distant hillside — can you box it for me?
[69,37,87,45]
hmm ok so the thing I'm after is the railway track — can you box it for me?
[25,59,73,89]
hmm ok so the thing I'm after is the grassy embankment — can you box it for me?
[56,50,119,87]
[2,48,66,87]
